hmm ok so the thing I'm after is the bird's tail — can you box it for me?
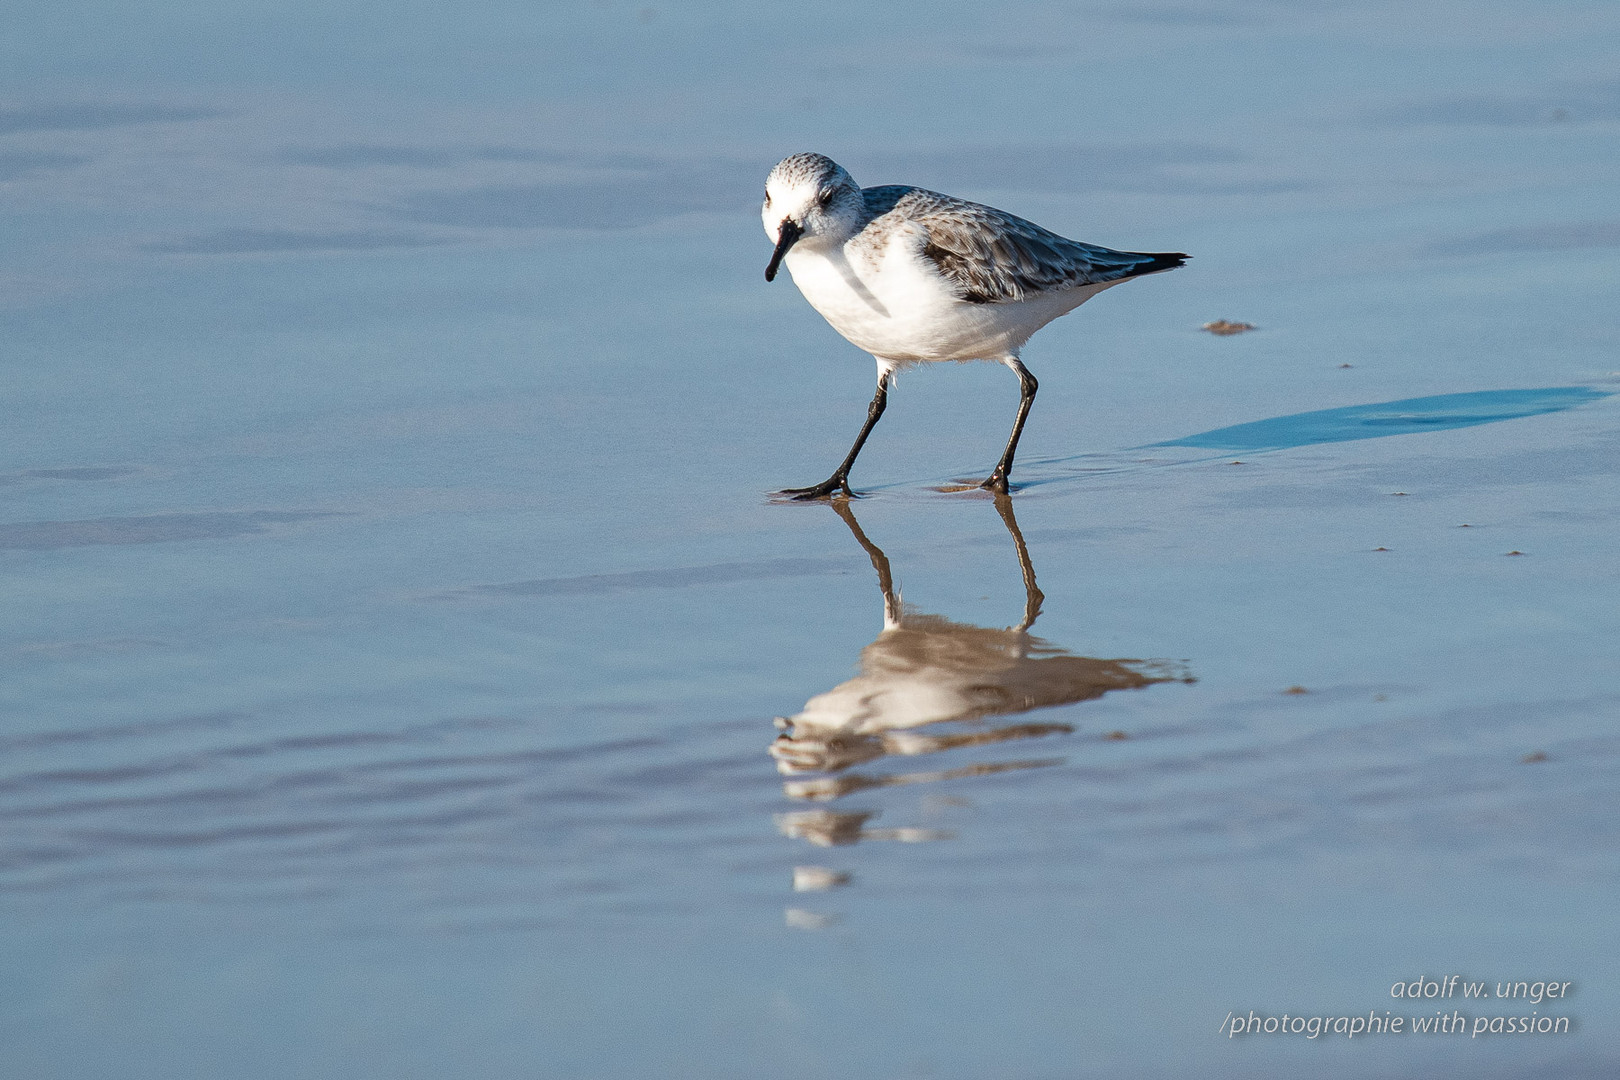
[1128,251,1189,276]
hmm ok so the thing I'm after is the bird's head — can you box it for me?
[762,153,863,281]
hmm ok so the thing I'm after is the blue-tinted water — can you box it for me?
[4,2,1619,1077]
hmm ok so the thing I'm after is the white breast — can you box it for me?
[783,228,1109,366]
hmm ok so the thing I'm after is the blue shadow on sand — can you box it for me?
[1154,387,1611,453]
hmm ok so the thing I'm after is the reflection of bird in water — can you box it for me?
[772,496,1185,842]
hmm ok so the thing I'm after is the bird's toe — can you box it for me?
[776,474,861,500]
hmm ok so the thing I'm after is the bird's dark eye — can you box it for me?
[764,189,772,208]
[815,190,831,208]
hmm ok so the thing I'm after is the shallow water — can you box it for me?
[4,2,1619,1077]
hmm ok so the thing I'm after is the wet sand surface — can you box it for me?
[3,2,1619,1077]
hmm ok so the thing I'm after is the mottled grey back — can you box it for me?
[861,185,1186,304]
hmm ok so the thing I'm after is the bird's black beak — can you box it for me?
[765,218,803,282]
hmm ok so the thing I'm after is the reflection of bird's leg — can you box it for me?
[829,495,900,627]
[991,492,1044,631]
[770,499,901,777]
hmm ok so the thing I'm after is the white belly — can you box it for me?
[783,239,1106,365]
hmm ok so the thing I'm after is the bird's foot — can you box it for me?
[777,475,855,501]
[979,472,1011,494]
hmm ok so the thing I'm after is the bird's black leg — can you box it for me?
[982,359,1038,493]
[779,375,889,499]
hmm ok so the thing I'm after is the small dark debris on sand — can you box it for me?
[1202,320,1256,336]
[1506,550,1525,556]
[1522,751,1549,763]
[1283,686,1310,695]
[1102,730,1131,741]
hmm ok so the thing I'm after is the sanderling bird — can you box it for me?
[762,152,1186,497]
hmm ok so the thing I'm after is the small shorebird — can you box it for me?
[762,152,1186,497]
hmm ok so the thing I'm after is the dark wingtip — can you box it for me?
[1113,251,1189,280]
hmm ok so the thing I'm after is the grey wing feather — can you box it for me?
[864,186,1186,305]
